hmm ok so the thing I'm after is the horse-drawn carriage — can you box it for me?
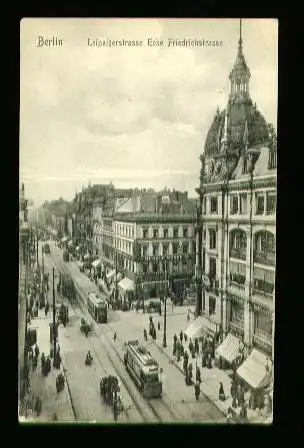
[56,303,69,326]
[100,375,124,421]
[80,318,91,337]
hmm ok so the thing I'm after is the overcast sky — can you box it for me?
[20,18,278,206]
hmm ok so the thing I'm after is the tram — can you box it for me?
[123,340,163,399]
[87,293,108,323]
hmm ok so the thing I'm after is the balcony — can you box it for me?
[230,247,247,260]
[229,321,244,338]
[252,279,274,300]
[253,250,275,266]
[253,333,272,357]
[229,281,246,292]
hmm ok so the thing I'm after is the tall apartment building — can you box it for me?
[93,188,197,300]
[195,24,276,388]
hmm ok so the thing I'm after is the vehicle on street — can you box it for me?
[87,293,108,323]
[43,243,50,254]
[80,317,91,337]
[124,340,163,399]
[59,274,76,301]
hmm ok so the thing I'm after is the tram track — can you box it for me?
[49,248,180,422]
[47,249,154,423]
[48,246,220,422]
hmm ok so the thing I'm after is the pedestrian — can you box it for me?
[184,333,187,342]
[41,353,45,373]
[144,329,148,341]
[113,332,117,342]
[194,338,199,355]
[191,346,196,359]
[183,357,188,375]
[34,344,39,358]
[188,339,193,353]
[157,321,160,331]
[32,355,38,372]
[180,343,184,357]
[173,333,178,344]
[206,353,212,369]
[196,366,201,383]
[173,340,177,356]
[219,382,226,401]
[179,331,183,343]
[194,382,200,401]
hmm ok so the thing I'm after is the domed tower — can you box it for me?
[200,20,270,186]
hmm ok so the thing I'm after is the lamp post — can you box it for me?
[162,260,168,348]
[36,234,39,268]
[52,267,57,366]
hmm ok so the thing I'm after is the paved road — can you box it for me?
[42,241,224,422]
[43,242,149,423]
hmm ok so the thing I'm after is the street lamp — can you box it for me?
[162,260,168,348]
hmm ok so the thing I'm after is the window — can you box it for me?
[240,194,248,214]
[257,232,275,254]
[230,195,238,215]
[143,228,148,239]
[231,231,247,250]
[209,229,217,250]
[267,194,276,214]
[143,246,148,257]
[210,197,218,214]
[183,228,188,238]
[143,263,148,273]
[203,198,207,214]
[153,245,158,256]
[173,228,179,238]
[163,228,169,238]
[230,302,244,325]
[163,244,169,256]
[255,312,272,336]
[153,263,158,273]
[256,195,264,215]
[229,261,246,284]
[153,228,159,238]
[209,257,217,278]
[172,243,178,254]
[183,243,188,254]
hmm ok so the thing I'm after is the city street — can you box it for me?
[41,242,145,422]
[43,241,225,422]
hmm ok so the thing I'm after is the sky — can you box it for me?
[20,18,278,206]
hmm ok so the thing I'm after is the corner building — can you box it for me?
[196,27,276,385]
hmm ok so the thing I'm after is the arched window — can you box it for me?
[229,229,247,260]
[254,231,275,254]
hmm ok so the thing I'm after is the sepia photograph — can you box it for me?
[19,18,277,424]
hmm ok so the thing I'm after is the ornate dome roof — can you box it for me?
[204,100,270,157]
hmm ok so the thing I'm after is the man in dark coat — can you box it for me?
[179,331,183,343]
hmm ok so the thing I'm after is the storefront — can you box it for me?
[185,315,220,341]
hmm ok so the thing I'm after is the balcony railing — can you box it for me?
[253,334,272,357]
[230,247,247,260]
[229,321,244,338]
[252,280,274,298]
[253,251,275,266]
[229,280,246,291]
[254,328,272,342]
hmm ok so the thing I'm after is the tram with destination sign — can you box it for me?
[87,293,108,323]
[123,340,163,398]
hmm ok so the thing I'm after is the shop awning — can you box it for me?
[118,277,135,292]
[185,315,220,339]
[92,259,101,269]
[185,320,205,339]
[237,349,271,389]
[61,236,68,243]
[116,273,122,282]
[106,269,116,279]
[215,333,242,364]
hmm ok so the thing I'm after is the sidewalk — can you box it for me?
[20,309,75,422]
[114,308,271,423]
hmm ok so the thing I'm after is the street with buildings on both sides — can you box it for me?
[19,25,275,423]
[20,239,272,423]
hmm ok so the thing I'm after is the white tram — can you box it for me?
[87,293,108,323]
[124,340,162,399]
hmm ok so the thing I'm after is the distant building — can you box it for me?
[92,188,197,300]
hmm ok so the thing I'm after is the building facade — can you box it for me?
[92,188,197,300]
[196,27,276,363]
